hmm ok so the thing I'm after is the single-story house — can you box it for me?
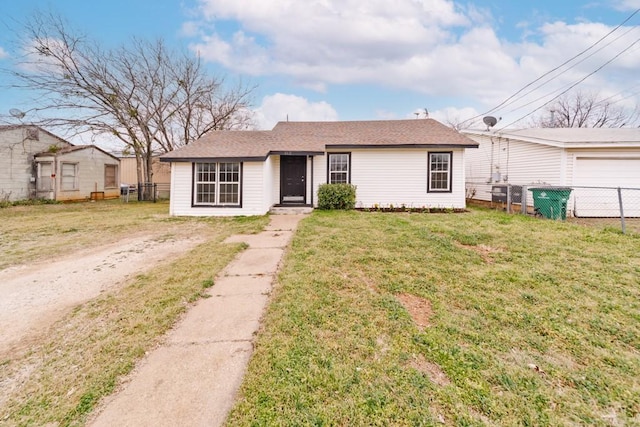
[34,145,121,201]
[159,119,479,216]
[462,128,640,217]
[1,125,121,202]
[1,125,72,201]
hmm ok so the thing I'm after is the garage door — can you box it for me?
[573,157,640,217]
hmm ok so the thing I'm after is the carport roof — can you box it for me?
[160,119,479,162]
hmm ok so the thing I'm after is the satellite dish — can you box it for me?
[9,108,26,119]
[483,116,498,128]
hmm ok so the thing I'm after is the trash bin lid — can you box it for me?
[528,187,573,192]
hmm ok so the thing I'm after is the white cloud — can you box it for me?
[180,21,201,37]
[190,0,640,125]
[16,37,73,74]
[0,47,7,59]
[253,93,338,129]
[426,106,482,128]
[191,0,471,81]
[613,0,640,11]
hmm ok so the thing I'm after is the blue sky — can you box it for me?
[1,0,639,147]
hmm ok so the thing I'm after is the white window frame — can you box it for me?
[61,162,79,191]
[328,153,350,184]
[428,152,452,193]
[193,162,241,206]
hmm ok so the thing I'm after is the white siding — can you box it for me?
[168,148,469,216]
[342,148,466,209]
[464,133,564,202]
[262,156,278,212]
[169,161,268,216]
[53,148,120,201]
[242,162,266,214]
[312,154,326,207]
[271,156,281,205]
[0,127,71,201]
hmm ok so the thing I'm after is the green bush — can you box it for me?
[317,183,356,210]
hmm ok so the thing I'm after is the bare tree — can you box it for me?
[446,116,480,131]
[531,90,638,128]
[6,11,254,185]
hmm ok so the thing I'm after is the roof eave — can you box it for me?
[268,150,325,156]
[324,143,479,149]
[160,155,268,163]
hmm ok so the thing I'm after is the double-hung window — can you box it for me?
[104,164,117,188]
[61,162,79,191]
[194,162,241,206]
[428,152,452,192]
[328,153,350,184]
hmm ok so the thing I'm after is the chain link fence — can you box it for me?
[120,183,171,203]
[466,181,640,234]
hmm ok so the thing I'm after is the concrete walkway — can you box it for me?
[88,214,306,427]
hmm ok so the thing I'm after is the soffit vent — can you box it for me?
[26,127,40,141]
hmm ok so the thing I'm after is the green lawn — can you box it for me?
[227,209,640,426]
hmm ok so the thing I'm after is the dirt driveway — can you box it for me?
[0,232,205,360]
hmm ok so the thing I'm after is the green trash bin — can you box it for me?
[529,187,573,220]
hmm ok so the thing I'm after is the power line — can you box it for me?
[459,7,640,127]
[498,27,640,118]
[496,35,640,129]
[496,25,639,114]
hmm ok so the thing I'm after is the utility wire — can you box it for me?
[496,25,639,114]
[496,35,640,129]
[499,27,640,117]
[459,7,640,127]
[595,82,640,105]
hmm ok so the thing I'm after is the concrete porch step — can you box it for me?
[269,206,314,215]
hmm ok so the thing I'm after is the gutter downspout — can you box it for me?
[489,135,494,183]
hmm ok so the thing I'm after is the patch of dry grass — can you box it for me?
[0,202,268,426]
[0,200,184,270]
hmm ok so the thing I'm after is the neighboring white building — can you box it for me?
[0,125,72,201]
[160,119,479,216]
[0,125,121,202]
[34,145,121,202]
[462,128,640,217]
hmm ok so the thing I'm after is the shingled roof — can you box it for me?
[34,144,120,160]
[160,119,478,162]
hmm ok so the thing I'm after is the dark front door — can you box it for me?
[280,156,306,204]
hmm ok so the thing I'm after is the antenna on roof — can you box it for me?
[414,112,420,119]
[483,116,499,131]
